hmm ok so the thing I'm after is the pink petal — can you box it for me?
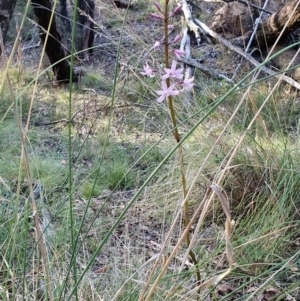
[161,80,168,91]
[169,90,179,96]
[154,41,161,50]
[157,95,166,103]
[173,49,185,58]
[171,60,177,70]
[172,35,181,44]
[168,83,179,93]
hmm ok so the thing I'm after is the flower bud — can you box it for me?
[171,35,181,44]
[173,5,183,15]
[150,13,163,20]
[153,1,163,13]
[172,49,185,58]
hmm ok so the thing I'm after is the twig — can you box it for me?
[232,0,271,79]
[178,56,235,83]
[22,42,41,51]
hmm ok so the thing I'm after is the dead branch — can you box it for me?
[180,28,194,106]
[194,20,300,90]
[178,0,209,46]
[178,56,234,84]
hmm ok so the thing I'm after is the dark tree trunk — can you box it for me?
[0,0,18,53]
[59,0,72,33]
[75,0,95,61]
[31,0,77,82]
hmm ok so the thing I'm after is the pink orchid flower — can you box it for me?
[153,41,161,50]
[170,34,181,44]
[172,49,186,59]
[180,77,195,90]
[161,60,183,80]
[156,81,180,103]
[140,63,156,78]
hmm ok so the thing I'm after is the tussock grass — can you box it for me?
[0,0,300,300]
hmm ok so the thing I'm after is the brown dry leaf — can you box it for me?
[215,283,233,297]
[256,294,264,301]
[255,287,281,301]
[245,286,259,293]
[290,266,298,272]
[94,266,109,274]
[288,260,298,272]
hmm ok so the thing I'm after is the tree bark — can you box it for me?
[0,0,18,53]
[31,0,77,82]
[75,0,95,61]
[59,0,72,33]
[254,0,300,47]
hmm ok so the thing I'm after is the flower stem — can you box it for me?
[163,0,200,283]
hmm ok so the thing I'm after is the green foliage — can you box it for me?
[106,160,134,189]
[80,181,102,198]
[81,73,112,92]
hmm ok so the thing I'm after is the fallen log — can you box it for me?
[253,0,300,47]
[178,56,234,84]
[196,20,300,90]
[224,0,300,48]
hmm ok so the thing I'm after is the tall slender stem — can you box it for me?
[163,1,200,282]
